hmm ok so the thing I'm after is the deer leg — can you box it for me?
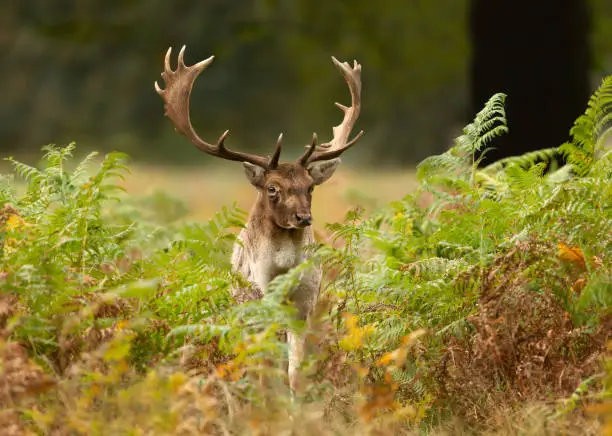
[287,330,305,395]
[286,271,320,396]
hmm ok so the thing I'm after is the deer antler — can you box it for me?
[299,56,364,165]
[155,46,280,169]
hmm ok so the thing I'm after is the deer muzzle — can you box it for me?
[295,213,312,227]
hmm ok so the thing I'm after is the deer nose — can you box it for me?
[296,213,312,226]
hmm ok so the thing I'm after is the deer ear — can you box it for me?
[242,162,266,187]
[308,158,341,185]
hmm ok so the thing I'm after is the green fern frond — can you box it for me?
[72,151,100,185]
[417,92,508,185]
[42,143,76,169]
[416,154,468,183]
[560,75,612,175]
[457,92,508,156]
[0,174,16,204]
[504,162,547,191]
[402,257,468,280]
[482,147,560,174]
[6,158,44,184]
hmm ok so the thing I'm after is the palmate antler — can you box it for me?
[155,46,363,168]
[154,46,278,169]
[299,57,364,165]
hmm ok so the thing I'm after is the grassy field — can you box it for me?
[122,164,419,228]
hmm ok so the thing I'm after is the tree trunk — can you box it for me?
[469,0,591,164]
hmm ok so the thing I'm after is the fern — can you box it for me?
[560,75,612,175]
[417,92,508,185]
[71,150,100,184]
[482,147,560,173]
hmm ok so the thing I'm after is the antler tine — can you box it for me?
[155,46,272,169]
[304,56,364,164]
[297,133,318,165]
[269,133,283,168]
[308,130,364,163]
[177,45,186,68]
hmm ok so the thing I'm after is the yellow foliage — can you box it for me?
[115,320,129,331]
[2,212,31,255]
[558,242,586,268]
[339,313,375,351]
[377,329,426,370]
[586,402,612,436]
[215,360,245,382]
[4,214,24,231]
[102,338,132,363]
[168,372,188,395]
[377,347,408,368]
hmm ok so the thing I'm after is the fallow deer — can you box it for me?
[154,46,363,392]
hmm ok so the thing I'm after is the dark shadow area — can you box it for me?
[470,0,592,165]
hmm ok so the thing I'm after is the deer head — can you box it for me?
[155,46,363,229]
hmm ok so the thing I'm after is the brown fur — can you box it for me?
[251,164,315,230]
[231,161,340,393]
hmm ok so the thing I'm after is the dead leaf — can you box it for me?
[558,242,586,269]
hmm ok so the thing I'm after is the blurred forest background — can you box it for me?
[1,0,612,167]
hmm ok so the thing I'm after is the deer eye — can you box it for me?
[267,184,279,195]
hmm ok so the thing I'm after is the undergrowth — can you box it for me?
[1,77,611,435]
